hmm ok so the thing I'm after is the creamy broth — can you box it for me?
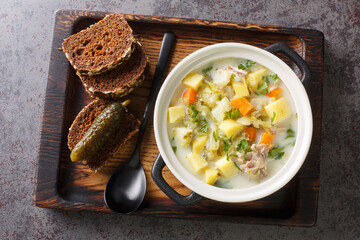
[167,58,297,189]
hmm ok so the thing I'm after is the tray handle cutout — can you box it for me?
[265,43,311,87]
[151,153,203,205]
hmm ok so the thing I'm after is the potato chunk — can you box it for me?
[264,97,291,124]
[204,168,219,185]
[192,135,208,153]
[187,152,208,173]
[246,67,267,91]
[174,127,193,147]
[232,81,249,98]
[183,72,203,90]
[213,69,231,87]
[215,157,238,178]
[219,119,245,137]
[168,106,185,123]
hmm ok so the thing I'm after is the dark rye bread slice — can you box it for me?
[68,99,140,171]
[62,13,135,76]
[78,42,148,99]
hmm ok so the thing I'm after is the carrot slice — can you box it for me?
[182,88,198,105]
[244,127,257,142]
[259,132,274,145]
[266,88,282,98]
[231,98,253,115]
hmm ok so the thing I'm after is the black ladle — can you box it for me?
[104,32,176,213]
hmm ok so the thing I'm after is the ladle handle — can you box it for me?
[151,153,203,206]
[137,32,176,146]
[265,43,311,87]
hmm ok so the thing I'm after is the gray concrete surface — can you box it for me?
[1,0,359,239]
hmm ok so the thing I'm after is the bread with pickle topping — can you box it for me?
[67,99,140,171]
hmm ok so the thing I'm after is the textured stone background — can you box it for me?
[1,0,359,239]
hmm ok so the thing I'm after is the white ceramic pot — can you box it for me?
[153,42,312,203]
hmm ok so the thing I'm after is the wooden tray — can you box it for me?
[34,9,324,226]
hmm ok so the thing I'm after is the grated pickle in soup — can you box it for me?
[167,58,297,189]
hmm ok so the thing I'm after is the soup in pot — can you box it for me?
[167,58,297,189]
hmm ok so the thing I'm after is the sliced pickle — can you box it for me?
[70,102,125,162]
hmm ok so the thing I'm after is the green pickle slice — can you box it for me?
[70,102,125,162]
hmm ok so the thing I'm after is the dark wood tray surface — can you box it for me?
[34,9,324,226]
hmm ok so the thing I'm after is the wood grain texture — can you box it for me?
[34,9,324,226]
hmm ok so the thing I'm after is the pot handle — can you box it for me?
[151,153,203,205]
[265,43,311,87]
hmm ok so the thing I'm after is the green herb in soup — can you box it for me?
[268,146,285,160]
[225,108,241,119]
[286,129,295,139]
[202,66,213,75]
[236,139,249,153]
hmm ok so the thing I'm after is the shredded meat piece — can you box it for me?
[233,143,269,179]
[226,65,248,78]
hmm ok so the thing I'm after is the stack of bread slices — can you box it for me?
[62,13,148,171]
